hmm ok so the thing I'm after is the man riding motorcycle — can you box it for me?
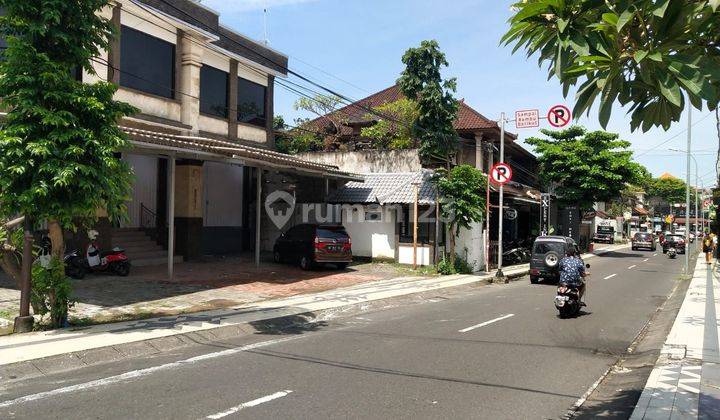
[557,249,587,305]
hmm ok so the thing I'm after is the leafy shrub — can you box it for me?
[31,257,74,328]
[437,254,473,275]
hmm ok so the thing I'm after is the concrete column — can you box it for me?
[266,75,275,148]
[475,135,484,173]
[107,4,122,84]
[178,31,203,132]
[228,60,239,141]
[174,159,204,260]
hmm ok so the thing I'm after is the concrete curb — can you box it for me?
[0,268,531,383]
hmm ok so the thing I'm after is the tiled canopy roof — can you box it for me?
[121,126,363,181]
[328,170,437,205]
[309,85,514,137]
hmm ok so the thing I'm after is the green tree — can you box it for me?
[502,1,720,132]
[274,116,324,154]
[397,40,459,166]
[360,98,420,150]
[647,177,692,204]
[293,94,347,149]
[0,0,136,325]
[526,126,645,209]
[434,165,487,267]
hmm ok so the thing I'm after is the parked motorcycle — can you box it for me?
[554,264,590,318]
[667,247,677,259]
[64,231,131,279]
[502,239,532,265]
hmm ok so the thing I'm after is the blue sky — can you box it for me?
[203,0,719,186]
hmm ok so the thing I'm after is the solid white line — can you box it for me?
[603,274,617,280]
[0,336,302,409]
[628,265,637,269]
[458,314,514,333]
[206,390,293,419]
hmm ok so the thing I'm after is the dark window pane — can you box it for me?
[70,66,82,82]
[532,242,565,254]
[120,25,175,99]
[200,65,228,118]
[237,77,266,127]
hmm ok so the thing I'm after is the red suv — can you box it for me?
[273,224,352,270]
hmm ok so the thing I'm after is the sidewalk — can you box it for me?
[0,243,627,371]
[631,257,720,419]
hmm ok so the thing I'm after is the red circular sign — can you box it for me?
[490,163,513,185]
[547,105,571,128]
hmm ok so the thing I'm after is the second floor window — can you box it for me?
[120,25,175,99]
[200,65,228,118]
[237,78,266,127]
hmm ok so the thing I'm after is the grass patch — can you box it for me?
[0,309,14,320]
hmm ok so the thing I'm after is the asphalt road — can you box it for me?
[0,245,686,419]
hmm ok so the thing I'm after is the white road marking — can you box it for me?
[628,265,637,269]
[643,258,649,262]
[206,390,293,419]
[603,274,617,280]
[458,314,514,333]
[0,336,303,409]
[653,253,658,257]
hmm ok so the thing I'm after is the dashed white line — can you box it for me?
[603,274,617,280]
[0,336,303,409]
[653,253,658,257]
[628,265,637,269]
[643,258,649,262]
[459,314,515,333]
[206,390,293,419]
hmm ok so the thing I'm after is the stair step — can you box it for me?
[113,232,152,240]
[132,255,183,267]
[126,250,168,259]
[123,244,164,253]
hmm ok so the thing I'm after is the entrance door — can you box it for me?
[122,154,158,228]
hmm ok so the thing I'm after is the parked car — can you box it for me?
[662,234,686,254]
[592,226,615,244]
[273,223,352,270]
[631,232,656,251]
[529,236,583,284]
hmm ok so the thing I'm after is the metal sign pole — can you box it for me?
[495,113,506,281]
[684,106,692,275]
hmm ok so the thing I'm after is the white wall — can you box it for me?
[341,205,396,259]
[398,245,431,266]
[204,162,244,227]
[296,150,422,174]
[123,154,158,228]
[455,222,485,272]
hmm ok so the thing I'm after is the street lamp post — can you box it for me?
[669,148,700,239]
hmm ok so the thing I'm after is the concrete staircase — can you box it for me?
[112,229,183,268]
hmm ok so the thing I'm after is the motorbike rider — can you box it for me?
[557,249,587,305]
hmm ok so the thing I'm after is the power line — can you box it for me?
[635,111,714,158]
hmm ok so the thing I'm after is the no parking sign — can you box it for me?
[490,163,512,185]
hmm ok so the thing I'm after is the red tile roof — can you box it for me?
[308,85,512,137]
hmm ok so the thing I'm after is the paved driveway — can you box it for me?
[0,256,429,331]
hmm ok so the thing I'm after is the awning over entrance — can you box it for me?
[121,125,364,182]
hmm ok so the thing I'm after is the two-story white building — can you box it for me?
[74,0,360,270]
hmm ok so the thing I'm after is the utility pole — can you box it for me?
[495,112,506,282]
[684,106,692,275]
[412,182,419,270]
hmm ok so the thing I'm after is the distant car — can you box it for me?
[273,223,352,270]
[662,234,686,254]
[632,232,656,251]
[529,236,583,284]
[593,227,615,244]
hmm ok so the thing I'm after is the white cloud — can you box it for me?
[200,0,320,13]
